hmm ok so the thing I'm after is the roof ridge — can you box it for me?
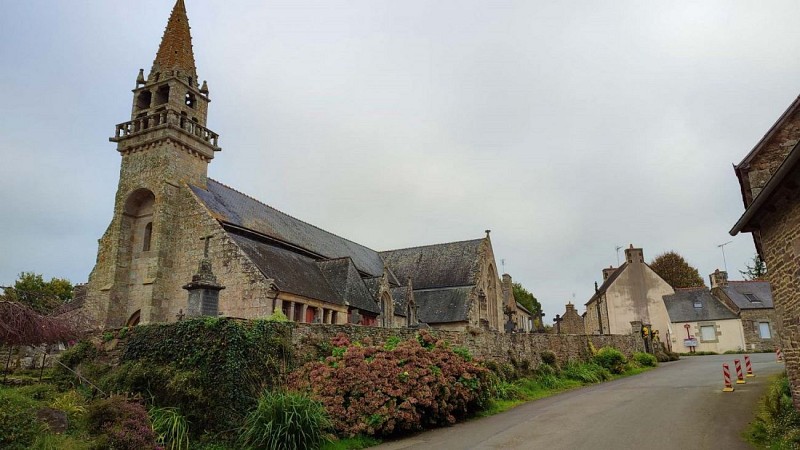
[728,280,767,283]
[207,178,380,255]
[380,237,484,253]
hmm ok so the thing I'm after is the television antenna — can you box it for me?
[615,245,623,266]
[717,240,733,272]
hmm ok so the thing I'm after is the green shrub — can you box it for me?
[453,346,473,362]
[50,390,88,418]
[593,347,627,374]
[121,318,292,433]
[493,380,524,401]
[86,395,158,450]
[265,310,289,322]
[238,390,331,450]
[540,350,557,367]
[30,433,93,450]
[633,352,658,367]
[0,388,43,449]
[150,406,190,450]
[562,362,610,384]
[747,373,800,448]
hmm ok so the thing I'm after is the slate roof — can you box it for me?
[228,232,343,304]
[192,179,384,277]
[722,281,774,309]
[586,263,628,306]
[663,288,739,323]
[390,286,410,317]
[380,239,483,290]
[317,258,380,314]
[414,287,473,324]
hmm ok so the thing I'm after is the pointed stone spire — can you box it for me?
[150,0,197,83]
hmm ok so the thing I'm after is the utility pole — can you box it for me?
[718,241,733,272]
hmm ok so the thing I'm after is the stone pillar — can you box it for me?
[288,302,295,322]
[300,304,308,323]
[315,307,323,323]
[273,298,283,315]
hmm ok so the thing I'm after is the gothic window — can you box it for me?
[381,293,392,327]
[142,222,153,252]
[126,310,141,327]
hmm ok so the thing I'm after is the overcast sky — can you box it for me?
[2,0,799,318]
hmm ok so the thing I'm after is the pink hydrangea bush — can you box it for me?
[289,332,491,437]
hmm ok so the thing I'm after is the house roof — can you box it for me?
[317,258,381,314]
[228,232,345,304]
[192,179,385,277]
[414,286,473,324]
[722,281,774,309]
[380,239,483,290]
[585,263,628,306]
[731,139,800,234]
[663,288,739,323]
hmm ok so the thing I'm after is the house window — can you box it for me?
[759,322,772,339]
[700,325,716,341]
[693,300,702,308]
[744,293,761,303]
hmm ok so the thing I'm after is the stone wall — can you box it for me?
[291,323,644,368]
[740,309,779,352]
[759,196,800,408]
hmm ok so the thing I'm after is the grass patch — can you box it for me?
[477,359,655,418]
[321,435,382,450]
[744,372,800,448]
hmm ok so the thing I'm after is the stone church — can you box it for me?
[81,0,526,332]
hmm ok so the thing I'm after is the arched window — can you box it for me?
[381,292,392,328]
[136,90,152,111]
[185,92,196,108]
[155,84,170,106]
[142,222,153,252]
[126,310,141,327]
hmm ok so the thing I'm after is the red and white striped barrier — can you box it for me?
[734,359,746,384]
[777,348,784,363]
[744,355,755,377]
[722,363,734,392]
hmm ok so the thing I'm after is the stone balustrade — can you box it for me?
[112,109,220,149]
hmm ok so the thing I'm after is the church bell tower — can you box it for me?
[87,0,222,328]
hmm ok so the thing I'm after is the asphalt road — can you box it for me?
[374,353,785,450]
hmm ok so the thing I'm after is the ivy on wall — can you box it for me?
[120,318,293,433]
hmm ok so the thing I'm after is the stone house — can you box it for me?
[730,90,800,407]
[662,288,745,354]
[557,302,585,335]
[708,270,778,352]
[584,245,674,340]
[80,0,514,333]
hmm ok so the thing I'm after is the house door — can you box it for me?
[306,307,316,323]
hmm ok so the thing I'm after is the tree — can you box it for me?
[740,254,767,281]
[1,272,73,314]
[512,282,541,316]
[649,251,705,289]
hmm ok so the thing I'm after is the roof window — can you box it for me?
[693,300,702,308]
[744,293,761,303]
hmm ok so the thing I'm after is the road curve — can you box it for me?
[373,353,784,450]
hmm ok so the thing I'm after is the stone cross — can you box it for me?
[537,311,546,332]
[200,234,214,258]
[553,314,563,334]
[175,309,185,322]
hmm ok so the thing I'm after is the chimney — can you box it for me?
[602,266,616,280]
[565,302,577,313]
[709,269,729,289]
[624,244,644,264]
[502,273,514,307]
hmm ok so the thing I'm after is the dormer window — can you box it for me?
[744,293,761,303]
[693,300,702,308]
